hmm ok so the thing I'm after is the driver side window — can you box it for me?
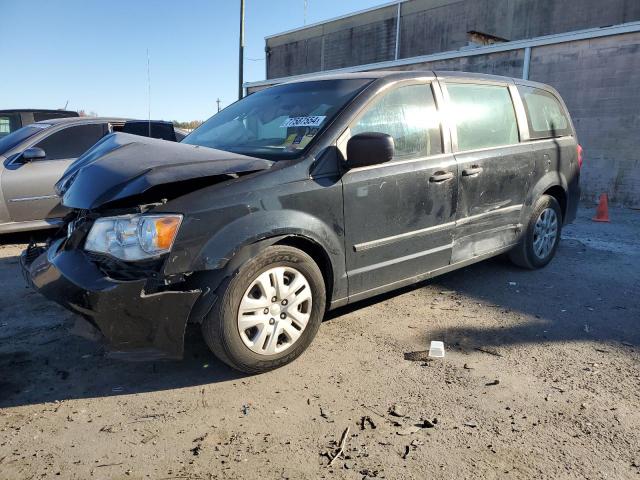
[351,84,443,159]
[34,124,106,160]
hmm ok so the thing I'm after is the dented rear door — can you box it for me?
[440,78,534,262]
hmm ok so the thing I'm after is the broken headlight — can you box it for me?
[84,214,182,261]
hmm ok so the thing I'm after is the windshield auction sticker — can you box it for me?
[281,116,326,128]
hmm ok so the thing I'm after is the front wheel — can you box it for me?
[202,245,326,373]
[509,195,562,269]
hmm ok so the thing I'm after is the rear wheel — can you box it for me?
[202,245,326,373]
[509,194,562,269]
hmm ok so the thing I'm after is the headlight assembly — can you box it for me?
[84,214,183,261]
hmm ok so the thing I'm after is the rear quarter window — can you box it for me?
[518,86,572,139]
[446,83,519,152]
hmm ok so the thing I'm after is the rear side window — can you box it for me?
[351,84,443,159]
[518,86,572,139]
[34,124,106,160]
[446,83,519,151]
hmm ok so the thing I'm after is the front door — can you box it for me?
[441,80,534,262]
[341,82,457,299]
[2,123,106,222]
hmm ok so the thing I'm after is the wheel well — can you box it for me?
[275,235,333,306]
[544,186,567,221]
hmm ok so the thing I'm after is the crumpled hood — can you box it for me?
[57,132,274,209]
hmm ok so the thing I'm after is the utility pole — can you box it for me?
[216,98,222,112]
[238,0,245,100]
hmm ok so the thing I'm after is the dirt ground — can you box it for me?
[1,206,638,480]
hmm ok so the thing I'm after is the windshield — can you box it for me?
[0,124,51,156]
[182,79,372,160]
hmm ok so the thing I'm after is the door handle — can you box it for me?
[429,171,455,183]
[462,166,483,176]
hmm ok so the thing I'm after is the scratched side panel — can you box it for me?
[342,155,457,295]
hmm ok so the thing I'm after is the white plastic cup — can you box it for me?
[428,341,445,358]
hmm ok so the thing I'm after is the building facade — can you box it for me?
[246,0,640,207]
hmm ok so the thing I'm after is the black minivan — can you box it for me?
[22,71,581,373]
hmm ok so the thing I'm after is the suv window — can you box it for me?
[351,84,443,159]
[0,113,20,138]
[33,111,76,123]
[447,83,519,151]
[518,86,572,139]
[34,123,105,160]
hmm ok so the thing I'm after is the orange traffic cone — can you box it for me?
[592,193,610,222]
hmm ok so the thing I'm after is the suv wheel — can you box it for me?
[509,194,562,269]
[202,245,326,373]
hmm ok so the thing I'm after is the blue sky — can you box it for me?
[1,0,383,121]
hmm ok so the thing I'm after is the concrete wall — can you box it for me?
[529,33,640,207]
[267,0,640,78]
[267,4,399,78]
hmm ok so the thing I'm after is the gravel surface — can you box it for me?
[1,207,638,479]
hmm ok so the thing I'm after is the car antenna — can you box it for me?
[146,48,152,137]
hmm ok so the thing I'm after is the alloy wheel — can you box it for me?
[532,207,559,260]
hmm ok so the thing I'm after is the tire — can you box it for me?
[202,245,326,373]
[509,195,563,269]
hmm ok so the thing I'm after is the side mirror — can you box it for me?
[21,147,47,162]
[346,132,394,169]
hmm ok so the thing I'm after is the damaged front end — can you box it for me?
[21,217,201,360]
[21,133,274,359]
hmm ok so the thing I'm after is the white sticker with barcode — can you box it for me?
[280,116,326,128]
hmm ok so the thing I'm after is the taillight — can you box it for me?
[577,144,583,169]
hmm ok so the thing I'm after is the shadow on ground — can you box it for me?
[327,240,639,355]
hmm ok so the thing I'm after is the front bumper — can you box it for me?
[21,238,201,359]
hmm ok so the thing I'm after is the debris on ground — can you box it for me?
[474,347,503,357]
[388,404,407,418]
[360,415,377,430]
[485,379,500,386]
[396,426,420,436]
[319,406,333,422]
[419,418,437,428]
[428,341,445,358]
[190,433,208,456]
[403,350,430,362]
[402,439,425,459]
[327,427,350,467]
